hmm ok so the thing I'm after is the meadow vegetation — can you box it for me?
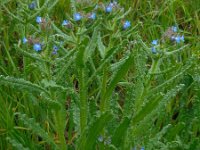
[0,0,200,149]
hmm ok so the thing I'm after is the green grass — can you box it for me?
[0,0,200,149]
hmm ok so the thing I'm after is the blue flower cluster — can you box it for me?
[105,1,118,13]
[171,35,184,43]
[123,21,131,30]
[151,26,185,54]
[151,39,158,54]
[22,37,42,52]
[170,26,184,43]
[22,1,131,53]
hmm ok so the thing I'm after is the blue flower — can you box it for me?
[172,26,177,32]
[141,147,145,150]
[109,1,117,7]
[88,12,96,20]
[109,2,115,7]
[36,16,42,24]
[98,136,103,142]
[33,43,42,51]
[62,20,69,26]
[180,35,184,42]
[151,40,158,45]
[175,35,184,43]
[123,20,131,29]
[22,37,28,44]
[52,45,58,54]
[105,6,112,13]
[73,13,82,21]
[151,47,157,54]
[29,1,36,10]
[171,36,176,41]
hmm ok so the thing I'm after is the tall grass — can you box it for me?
[0,0,200,149]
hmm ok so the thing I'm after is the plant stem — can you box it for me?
[100,66,107,112]
[79,67,88,133]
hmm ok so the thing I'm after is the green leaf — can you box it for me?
[0,75,49,95]
[76,45,85,68]
[79,112,113,150]
[97,32,106,58]
[15,46,51,64]
[132,84,185,125]
[85,27,98,60]
[6,137,30,150]
[166,122,185,141]
[15,112,57,149]
[111,117,131,147]
[102,52,134,111]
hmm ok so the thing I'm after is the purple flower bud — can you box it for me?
[29,1,36,10]
[171,36,176,41]
[52,45,58,54]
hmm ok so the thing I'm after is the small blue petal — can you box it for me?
[172,26,177,32]
[123,20,131,29]
[53,45,59,54]
[73,13,82,21]
[109,2,114,7]
[29,1,36,10]
[109,1,117,7]
[62,20,69,26]
[36,16,42,23]
[171,36,176,41]
[53,45,58,51]
[22,37,28,44]
[131,147,136,150]
[89,12,96,20]
[175,36,181,43]
[105,6,112,13]
[152,40,158,45]
[33,43,42,51]
[141,147,145,150]
[151,47,157,54]
[52,45,58,54]
[98,136,103,142]
[180,35,184,42]
[175,35,184,43]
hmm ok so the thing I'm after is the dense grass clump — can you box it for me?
[0,0,200,149]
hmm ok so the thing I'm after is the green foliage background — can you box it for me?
[0,0,200,149]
